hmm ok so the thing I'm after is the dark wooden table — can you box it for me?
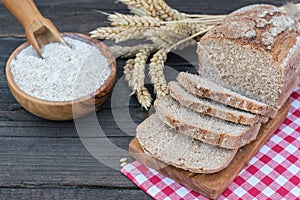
[0,0,287,199]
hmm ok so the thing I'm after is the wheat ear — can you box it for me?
[108,13,162,28]
[123,58,152,109]
[165,21,213,35]
[119,0,187,21]
[90,27,124,39]
[149,49,168,97]
[131,49,151,91]
[90,27,146,42]
[132,48,152,109]
[123,59,135,84]
[153,0,186,21]
[110,44,155,58]
[118,0,157,17]
[136,86,152,110]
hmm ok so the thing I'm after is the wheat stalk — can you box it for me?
[166,21,212,36]
[123,59,135,83]
[149,49,168,97]
[108,13,162,28]
[168,18,222,26]
[119,0,157,17]
[152,0,186,21]
[136,86,152,109]
[185,14,227,19]
[145,27,196,50]
[144,21,212,50]
[131,49,151,91]
[90,27,147,42]
[115,28,148,42]
[110,44,156,58]
[119,0,186,21]
[133,48,154,110]
[90,27,124,39]
[123,58,152,109]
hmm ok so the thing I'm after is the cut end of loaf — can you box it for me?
[198,38,280,108]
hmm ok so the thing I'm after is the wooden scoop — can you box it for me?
[2,0,66,57]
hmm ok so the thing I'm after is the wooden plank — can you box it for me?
[0,122,137,138]
[0,137,137,188]
[0,188,151,200]
[0,0,129,36]
[129,100,290,199]
[166,0,283,14]
[0,87,148,136]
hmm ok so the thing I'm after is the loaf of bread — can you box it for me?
[136,114,238,174]
[198,4,300,109]
[168,81,269,125]
[177,72,277,118]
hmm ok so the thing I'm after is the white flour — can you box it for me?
[10,36,111,101]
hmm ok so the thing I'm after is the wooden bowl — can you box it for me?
[6,32,117,121]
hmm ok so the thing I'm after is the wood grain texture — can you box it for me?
[0,188,152,200]
[129,99,290,199]
[0,136,135,188]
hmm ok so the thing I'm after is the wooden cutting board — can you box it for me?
[129,99,290,199]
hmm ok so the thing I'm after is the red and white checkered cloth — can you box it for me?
[121,85,300,200]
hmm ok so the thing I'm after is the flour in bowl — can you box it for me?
[10,36,111,101]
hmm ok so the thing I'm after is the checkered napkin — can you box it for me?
[121,85,300,200]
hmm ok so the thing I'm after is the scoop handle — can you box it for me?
[2,0,46,32]
[2,0,65,57]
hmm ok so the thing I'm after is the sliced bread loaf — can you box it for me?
[136,114,238,174]
[154,96,261,149]
[168,81,269,125]
[177,72,277,118]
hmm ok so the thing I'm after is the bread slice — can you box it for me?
[168,81,269,125]
[154,96,261,149]
[177,72,277,118]
[136,114,238,174]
